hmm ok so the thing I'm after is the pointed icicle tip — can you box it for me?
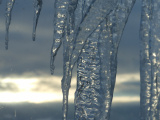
[5,31,9,50]
[50,66,55,75]
[32,32,36,41]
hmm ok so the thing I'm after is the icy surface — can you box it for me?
[32,0,42,41]
[74,0,136,119]
[140,0,160,119]
[50,0,136,119]
[50,0,69,75]
[0,0,147,120]
[5,0,15,50]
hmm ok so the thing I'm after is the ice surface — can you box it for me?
[74,0,136,119]
[50,0,69,75]
[0,0,144,120]
[140,0,160,119]
[5,0,15,50]
[32,0,42,41]
[49,0,136,119]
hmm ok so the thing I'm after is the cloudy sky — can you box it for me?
[0,0,141,119]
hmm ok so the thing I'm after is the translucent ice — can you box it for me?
[75,0,136,119]
[5,0,15,50]
[140,0,160,119]
[50,0,69,75]
[32,0,42,41]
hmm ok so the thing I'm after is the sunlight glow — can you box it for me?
[0,73,140,103]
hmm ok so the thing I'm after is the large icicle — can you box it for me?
[50,0,69,74]
[32,0,42,41]
[51,0,135,119]
[60,0,116,119]
[5,0,15,50]
[140,0,160,119]
[75,0,136,119]
[107,0,136,108]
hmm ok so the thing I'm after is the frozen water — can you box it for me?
[140,0,160,119]
[3,0,160,120]
[50,0,136,119]
[50,0,69,75]
[75,0,136,119]
[5,0,15,50]
[32,0,43,41]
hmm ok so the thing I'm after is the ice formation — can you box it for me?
[75,0,136,119]
[5,0,15,50]
[3,0,160,120]
[140,0,160,119]
[32,0,43,41]
[51,0,136,119]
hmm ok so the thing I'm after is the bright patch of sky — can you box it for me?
[0,73,140,103]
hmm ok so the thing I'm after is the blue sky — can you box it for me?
[0,0,141,119]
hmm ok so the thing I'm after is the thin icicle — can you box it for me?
[140,0,152,119]
[98,20,113,120]
[61,0,78,119]
[140,0,160,119]
[5,0,15,50]
[50,0,69,75]
[32,0,42,41]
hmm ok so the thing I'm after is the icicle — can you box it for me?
[140,0,160,119]
[140,0,152,119]
[5,0,15,50]
[98,20,113,120]
[51,0,135,119]
[69,0,118,69]
[102,1,136,119]
[50,0,69,75]
[109,0,136,101]
[61,0,78,119]
[74,0,136,119]
[32,0,42,41]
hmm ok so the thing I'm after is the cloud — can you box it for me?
[0,82,19,92]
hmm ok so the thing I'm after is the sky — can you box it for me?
[0,0,141,119]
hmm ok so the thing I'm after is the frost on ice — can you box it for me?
[140,0,160,119]
[51,0,135,119]
[5,0,15,50]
